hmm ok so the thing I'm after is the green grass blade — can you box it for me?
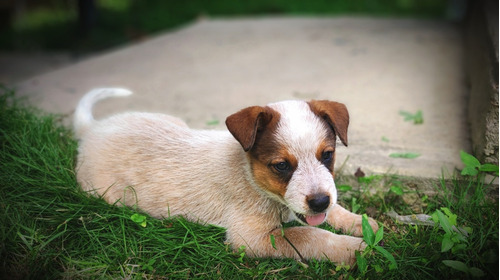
[374,245,397,270]
[362,214,375,246]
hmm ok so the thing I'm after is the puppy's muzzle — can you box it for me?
[307,194,330,213]
[294,193,331,226]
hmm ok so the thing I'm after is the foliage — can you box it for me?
[389,152,421,159]
[356,215,397,275]
[460,150,499,177]
[0,88,498,279]
[1,0,448,52]
[431,208,485,278]
[399,110,424,124]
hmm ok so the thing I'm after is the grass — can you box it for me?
[0,0,448,53]
[1,87,498,279]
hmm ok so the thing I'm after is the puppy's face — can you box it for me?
[226,100,349,226]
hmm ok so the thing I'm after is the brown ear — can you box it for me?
[225,106,280,152]
[308,100,349,146]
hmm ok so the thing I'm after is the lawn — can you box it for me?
[0,87,498,279]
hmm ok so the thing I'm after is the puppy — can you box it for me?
[74,88,378,265]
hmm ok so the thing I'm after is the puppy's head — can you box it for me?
[226,100,349,226]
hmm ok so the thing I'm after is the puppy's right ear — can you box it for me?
[226,106,279,152]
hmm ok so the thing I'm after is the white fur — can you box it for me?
[74,88,378,265]
[268,101,337,221]
[74,88,132,138]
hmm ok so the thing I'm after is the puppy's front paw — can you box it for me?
[350,215,379,237]
[338,236,367,266]
[327,206,379,237]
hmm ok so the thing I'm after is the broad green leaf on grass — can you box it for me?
[460,150,481,176]
[355,251,368,274]
[390,185,404,195]
[335,264,349,272]
[442,260,469,273]
[460,150,481,169]
[389,152,420,159]
[374,245,397,270]
[431,212,439,224]
[460,150,500,176]
[461,166,479,176]
[362,214,375,246]
[479,163,499,175]
[131,213,145,222]
[374,226,384,245]
[441,235,454,252]
[445,261,486,278]
[270,234,277,250]
[338,185,352,192]
[440,208,457,226]
[452,243,467,252]
[464,226,473,235]
[357,174,382,184]
[206,119,219,126]
[351,197,360,214]
[434,210,453,235]
[131,213,147,227]
[373,264,384,273]
[237,245,246,262]
[399,110,423,124]
[469,267,486,278]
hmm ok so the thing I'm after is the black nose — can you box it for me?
[307,194,330,213]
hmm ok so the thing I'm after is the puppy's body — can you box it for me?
[75,88,378,265]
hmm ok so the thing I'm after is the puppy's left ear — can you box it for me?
[308,100,349,146]
[225,106,279,152]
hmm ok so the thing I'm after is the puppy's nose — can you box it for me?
[307,194,330,213]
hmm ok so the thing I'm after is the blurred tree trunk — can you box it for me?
[78,0,96,36]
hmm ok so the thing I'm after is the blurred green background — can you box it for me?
[0,0,450,54]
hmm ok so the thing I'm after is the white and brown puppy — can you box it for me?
[74,88,378,265]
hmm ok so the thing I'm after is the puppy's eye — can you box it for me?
[321,151,333,163]
[274,161,290,172]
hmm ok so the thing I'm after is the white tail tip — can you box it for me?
[74,88,133,137]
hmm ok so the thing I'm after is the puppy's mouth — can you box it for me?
[295,212,327,226]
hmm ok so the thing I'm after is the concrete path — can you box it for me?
[14,17,469,180]
[0,51,73,85]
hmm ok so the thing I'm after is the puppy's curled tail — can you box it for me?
[73,88,132,138]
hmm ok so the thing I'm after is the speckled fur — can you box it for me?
[74,88,378,265]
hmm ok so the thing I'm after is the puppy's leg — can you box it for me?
[327,204,378,236]
[229,226,365,265]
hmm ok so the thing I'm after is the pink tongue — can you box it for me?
[305,213,326,226]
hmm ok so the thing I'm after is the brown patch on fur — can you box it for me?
[226,105,297,197]
[308,100,349,147]
[75,89,377,265]
[249,147,298,197]
[225,106,280,151]
[316,132,337,175]
[250,159,286,197]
